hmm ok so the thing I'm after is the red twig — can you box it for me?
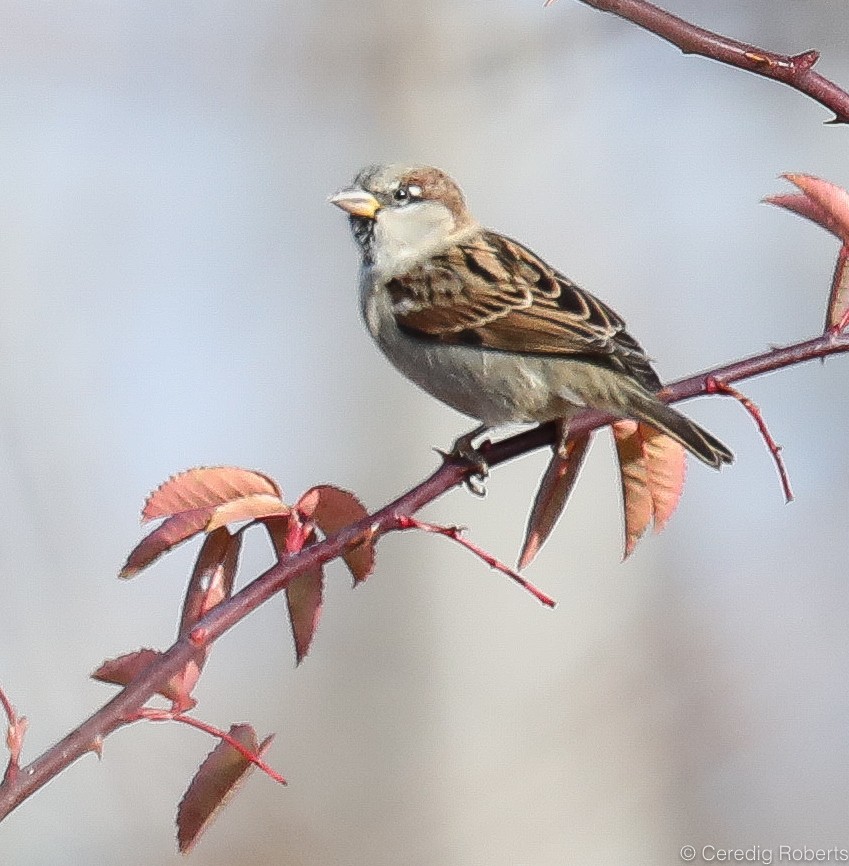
[394,515,557,608]
[0,688,14,732]
[705,377,794,503]
[557,0,849,123]
[134,709,286,785]
[0,687,26,787]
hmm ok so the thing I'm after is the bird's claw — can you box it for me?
[435,427,491,495]
[442,431,490,497]
[464,469,488,497]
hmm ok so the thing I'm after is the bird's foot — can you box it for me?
[437,427,490,497]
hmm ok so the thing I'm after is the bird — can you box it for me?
[329,164,733,471]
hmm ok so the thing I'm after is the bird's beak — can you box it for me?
[329,187,381,219]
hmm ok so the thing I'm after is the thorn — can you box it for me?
[435,445,489,496]
[790,49,819,71]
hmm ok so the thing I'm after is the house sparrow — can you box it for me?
[330,164,733,470]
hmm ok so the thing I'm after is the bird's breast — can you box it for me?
[357,270,581,425]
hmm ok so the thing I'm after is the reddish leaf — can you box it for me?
[92,649,161,687]
[205,494,289,532]
[519,432,591,569]
[91,649,196,710]
[827,245,849,332]
[264,512,305,556]
[166,530,243,705]
[143,467,281,523]
[765,191,844,240]
[613,422,687,558]
[265,517,325,663]
[613,421,654,558]
[177,725,274,854]
[167,665,202,712]
[639,423,687,533]
[297,485,375,583]
[285,562,325,665]
[778,174,849,242]
[767,174,849,331]
[179,528,242,636]
[120,508,215,578]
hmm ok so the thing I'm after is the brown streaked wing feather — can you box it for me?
[387,241,533,334]
[388,230,662,390]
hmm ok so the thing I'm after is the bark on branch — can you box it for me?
[570,0,849,122]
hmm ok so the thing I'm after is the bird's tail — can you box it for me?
[627,391,733,469]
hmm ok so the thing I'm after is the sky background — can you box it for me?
[2,2,849,864]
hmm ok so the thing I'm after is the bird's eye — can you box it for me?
[392,184,422,204]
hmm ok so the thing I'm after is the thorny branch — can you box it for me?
[2,327,848,820]
[564,0,849,123]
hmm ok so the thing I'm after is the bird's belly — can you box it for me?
[364,288,583,424]
[391,340,544,423]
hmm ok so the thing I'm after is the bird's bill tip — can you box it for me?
[328,188,381,219]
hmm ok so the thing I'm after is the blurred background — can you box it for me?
[1,1,848,864]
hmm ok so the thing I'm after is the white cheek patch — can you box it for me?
[372,201,456,277]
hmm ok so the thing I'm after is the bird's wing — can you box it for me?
[386,230,662,391]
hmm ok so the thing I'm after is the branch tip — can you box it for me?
[706,378,794,503]
[398,516,557,607]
